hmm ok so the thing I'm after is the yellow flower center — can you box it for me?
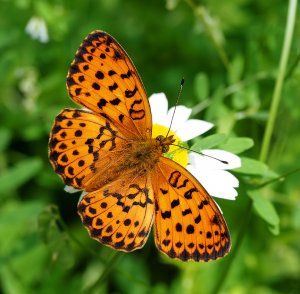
[152,123,189,168]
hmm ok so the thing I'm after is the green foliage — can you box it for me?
[0,158,43,196]
[1,0,299,293]
[219,137,254,154]
[192,133,227,150]
[194,72,209,101]
[38,205,75,268]
[234,157,269,176]
[248,190,280,235]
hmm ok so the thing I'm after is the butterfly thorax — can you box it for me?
[120,135,175,172]
[85,135,175,191]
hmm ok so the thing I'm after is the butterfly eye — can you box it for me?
[156,135,164,142]
[162,145,169,153]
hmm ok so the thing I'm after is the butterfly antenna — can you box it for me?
[166,79,228,165]
[166,78,185,138]
[170,143,229,164]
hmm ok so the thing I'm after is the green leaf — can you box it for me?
[166,0,180,10]
[194,72,209,101]
[0,200,45,270]
[0,267,29,294]
[205,85,226,121]
[228,55,244,84]
[0,128,12,152]
[234,157,268,175]
[195,6,226,48]
[219,137,254,154]
[22,124,45,141]
[37,205,59,243]
[38,205,75,269]
[192,134,227,151]
[0,158,43,196]
[248,190,280,235]
[231,91,247,110]
[249,110,269,121]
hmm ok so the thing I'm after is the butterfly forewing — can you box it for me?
[67,31,152,139]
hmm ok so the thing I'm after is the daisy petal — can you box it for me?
[78,191,88,203]
[176,119,214,141]
[187,166,239,199]
[64,185,88,203]
[64,185,81,194]
[149,93,168,125]
[202,149,241,169]
[148,92,241,203]
[189,150,241,170]
[166,105,192,131]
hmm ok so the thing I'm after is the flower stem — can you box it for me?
[256,167,300,189]
[185,0,229,70]
[87,251,125,292]
[260,0,297,162]
[212,1,297,292]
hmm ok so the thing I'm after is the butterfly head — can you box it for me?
[155,135,175,153]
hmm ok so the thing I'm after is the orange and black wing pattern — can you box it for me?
[152,157,231,261]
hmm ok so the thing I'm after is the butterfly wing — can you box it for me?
[49,31,152,189]
[49,108,132,189]
[67,30,152,139]
[78,172,154,251]
[152,157,231,261]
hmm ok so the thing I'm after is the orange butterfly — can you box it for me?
[49,31,231,261]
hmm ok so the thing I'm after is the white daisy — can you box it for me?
[149,92,241,200]
[25,16,49,43]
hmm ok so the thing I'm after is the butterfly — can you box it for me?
[48,31,231,261]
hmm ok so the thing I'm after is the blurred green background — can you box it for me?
[1,0,300,293]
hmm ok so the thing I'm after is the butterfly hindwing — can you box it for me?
[49,108,129,189]
[78,172,154,251]
[67,30,152,139]
[152,157,231,261]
